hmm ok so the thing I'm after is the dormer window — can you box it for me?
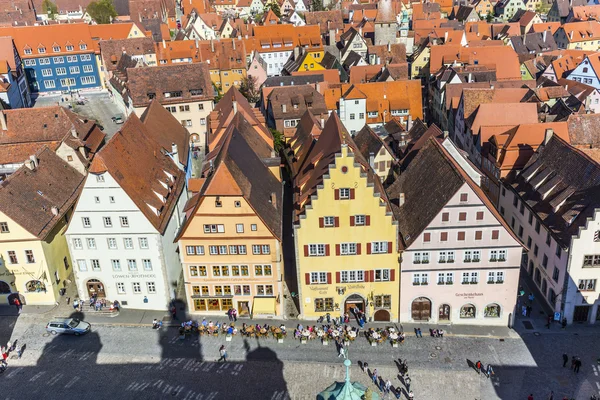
[24,48,32,55]
[38,47,46,54]
[79,43,87,50]
[66,45,74,51]
[53,46,60,52]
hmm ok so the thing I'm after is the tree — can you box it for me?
[362,388,373,400]
[311,0,324,12]
[270,128,284,153]
[41,0,58,19]
[265,1,281,17]
[239,75,260,104]
[86,0,117,24]
[485,11,493,22]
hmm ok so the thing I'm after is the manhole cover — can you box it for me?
[435,346,442,350]
[522,321,534,330]
[430,353,437,358]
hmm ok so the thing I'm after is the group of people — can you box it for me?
[562,354,582,373]
[293,323,359,341]
[365,359,414,399]
[474,360,494,377]
[1,340,24,369]
[226,308,238,322]
[350,306,367,328]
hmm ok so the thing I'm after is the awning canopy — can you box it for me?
[252,296,277,315]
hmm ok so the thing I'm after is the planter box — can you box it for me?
[371,341,377,347]
[344,340,350,347]
[226,335,233,341]
[301,339,307,344]
[277,338,284,344]
[392,342,399,348]
[322,340,329,346]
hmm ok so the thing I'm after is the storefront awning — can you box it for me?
[252,296,276,315]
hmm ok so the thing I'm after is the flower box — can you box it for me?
[322,339,329,345]
[226,334,233,341]
[344,340,350,347]
[277,338,284,344]
[371,341,377,347]
[392,341,399,348]
[301,338,308,344]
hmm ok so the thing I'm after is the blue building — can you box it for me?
[0,24,101,94]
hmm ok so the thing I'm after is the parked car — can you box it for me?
[46,318,91,336]
[112,114,124,124]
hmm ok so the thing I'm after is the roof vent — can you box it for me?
[51,206,59,216]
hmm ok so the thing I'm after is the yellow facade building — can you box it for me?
[0,148,84,305]
[292,114,400,322]
[176,88,285,317]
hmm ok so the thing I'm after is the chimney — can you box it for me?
[569,31,574,41]
[195,38,199,48]
[0,109,6,131]
[543,30,547,42]
[269,192,277,207]
[387,42,391,52]
[162,39,166,48]
[329,29,336,46]
[490,84,494,90]
[211,40,215,52]
[233,40,236,50]
[232,100,238,113]
[71,127,77,137]
[407,115,413,130]
[399,193,405,206]
[51,206,59,216]
[369,152,375,168]
[444,31,448,42]
[171,142,178,158]
[321,117,325,128]
[359,26,363,36]
[544,128,554,145]
[28,154,38,169]
[294,46,300,60]
[282,104,287,113]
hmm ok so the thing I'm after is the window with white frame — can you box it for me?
[354,215,366,225]
[490,250,498,261]
[73,238,83,249]
[142,259,152,271]
[439,251,455,263]
[375,269,390,281]
[487,271,504,283]
[86,238,96,249]
[323,216,335,227]
[218,245,227,255]
[412,272,428,285]
[123,238,133,249]
[132,282,141,293]
[91,259,101,271]
[77,259,87,271]
[578,279,597,291]
[103,217,112,227]
[111,259,121,271]
[340,243,357,255]
[437,272,454,284]
[308,244,326,256]
[147,282,156,293]
[310,271,327,284]
[340,270,364,283]
[139,238,148,249]
[209,245,218,255]
[371,241,388,254]
[82,64,93,73]
[339,188,350,199]
[127,259,137,271]
[236,223,244,233]
[203,224,225,233]
[498,249,507,261]
[120,216,129,227]
[116,282,126,294]
[82,217,91,228]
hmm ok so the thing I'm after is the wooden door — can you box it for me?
[238,301,249,315]
[411,297,431,321]
[439,304,451,321]
[86,280,105,298]
[573,306,590,323]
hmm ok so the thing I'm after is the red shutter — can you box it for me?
[319,218,324,228]
[305,273,310,284]
[304,245,309,257]
[364,270,370,282]
[350,216,355,226]
[325,244,330,256]
[334,217,339,227]
[356,243,361,255]
[387,241,393,253]
[370,270,375,282]
[336,244,341,256]
[336,271,341,283]
[350,188,356,199]
[367,243,372,254]
[366,215,371,226]
[390,269,395,281]
[334,189,340,200]
[327,272,332,284]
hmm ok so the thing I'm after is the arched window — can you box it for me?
[25,280,46,293]
[0,281,10,294]
[460,304,476,318]
[484,303,501,318]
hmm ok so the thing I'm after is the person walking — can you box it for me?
[227,308,233,322]
[232,308,238,322]
[574,358,581,373]
[571,356,577,370]
[13,298,20,312]
[385,379,392,394]
[405,375,411,391]
[218,345,227,362]
[338,345,346,359]
[372,368,378,385]
[408,390,414,399]
[548,390,554,400]
[546,315,552,329]
[475,360,482,374]
[171,305,177,320]
[562,353,568,368]
[561,318,567,329]
[15,344,22,359]
[486,364,494,378]
[363,362,368,373]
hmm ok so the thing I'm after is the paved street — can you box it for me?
[1,309,600,400]
[32,91,123,138]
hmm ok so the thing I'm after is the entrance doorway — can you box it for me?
[439,304,451,321]
[411,297,431,321]
[345,294,365,314]
[373,309,390,321]
[238,301,250,316]
[86,279,105,298]
[573,305,591,323]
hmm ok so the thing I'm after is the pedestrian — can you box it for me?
[408,390,414,399]
[522,305,527,317]
[486,364,494,378]
[405,375,411,391]
[526,305,532,317]
[73,299,79,310]
[171,305,177,320]
[475,360,482,374]
[528,394,533,400]
[571,356,576,370]
[218,345,227,362]
[363,362,368,373]
[529,293,535,303]
[338,345,346,358]
[574,358,581,373]
[385,379,392,394]
[227,308,233,322]
[232,308,237,322]
[372,368,378,385]
[15,344,22,359]
[562,353,568,368]
[548,390,554,400]
[561,318,567,329]
[13,298,20,312]
[6,341,11,355]
[546,315,552,329]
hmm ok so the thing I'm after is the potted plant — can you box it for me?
[322,336,329,345]
[276,332,284,343]
[226,334,233,341]
[391,338,399,348]
[300,336,308,344]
